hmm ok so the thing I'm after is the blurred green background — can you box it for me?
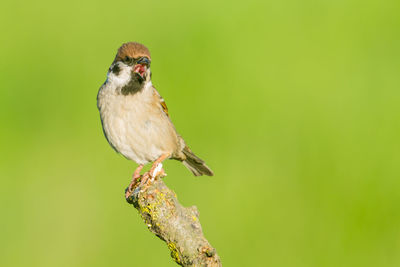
[1,0,400,266]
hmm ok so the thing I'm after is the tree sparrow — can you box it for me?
[97,42,214,197]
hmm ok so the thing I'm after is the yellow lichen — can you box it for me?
[168,242,181,264]
[140,205,151,214]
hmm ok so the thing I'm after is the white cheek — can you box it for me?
[107,64,132,87]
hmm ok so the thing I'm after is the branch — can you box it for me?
[126,176,222,266]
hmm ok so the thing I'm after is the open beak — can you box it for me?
[133,57,150,79]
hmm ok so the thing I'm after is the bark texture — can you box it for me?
[126,177,221,266]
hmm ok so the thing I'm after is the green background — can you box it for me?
[1,0,400,266]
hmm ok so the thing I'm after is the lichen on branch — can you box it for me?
[126,177,221,266]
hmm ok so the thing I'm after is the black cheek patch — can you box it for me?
[111,64,121,75]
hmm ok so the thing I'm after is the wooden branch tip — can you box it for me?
[126,176,221,266]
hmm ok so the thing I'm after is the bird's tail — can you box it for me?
[182,146,214,176]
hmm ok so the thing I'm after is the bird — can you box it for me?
[97,42,214,197]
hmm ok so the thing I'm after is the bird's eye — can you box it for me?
[124,56,130,63]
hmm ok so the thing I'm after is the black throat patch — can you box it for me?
[120,73,145,95]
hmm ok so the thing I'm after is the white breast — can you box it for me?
[97,79,178,165]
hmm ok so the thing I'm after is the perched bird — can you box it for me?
[97,42,213,196]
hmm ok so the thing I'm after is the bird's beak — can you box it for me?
[137,57,150,66]
[133,57,150,80]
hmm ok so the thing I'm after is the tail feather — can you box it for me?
[182,147,214,176]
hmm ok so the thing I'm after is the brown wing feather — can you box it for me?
[152,87,170,118]
[160,98,169,118]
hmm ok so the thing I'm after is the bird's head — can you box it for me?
[115,42,151,81]
[107,42,152,94]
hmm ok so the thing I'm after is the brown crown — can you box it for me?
[114,42,151,62]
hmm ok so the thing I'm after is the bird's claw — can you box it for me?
[125,164,168,202]
[150,163,163,181]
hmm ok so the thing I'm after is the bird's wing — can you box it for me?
[153,87,170,118]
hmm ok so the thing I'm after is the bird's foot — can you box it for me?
[147,153,170,182]
[125,163,168,201]
[125,177,140,199]
[160,168,167,178]
[150,162,163,181]
[141,166,167,186]
[125,165,144,199]
[125,173,148,202]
